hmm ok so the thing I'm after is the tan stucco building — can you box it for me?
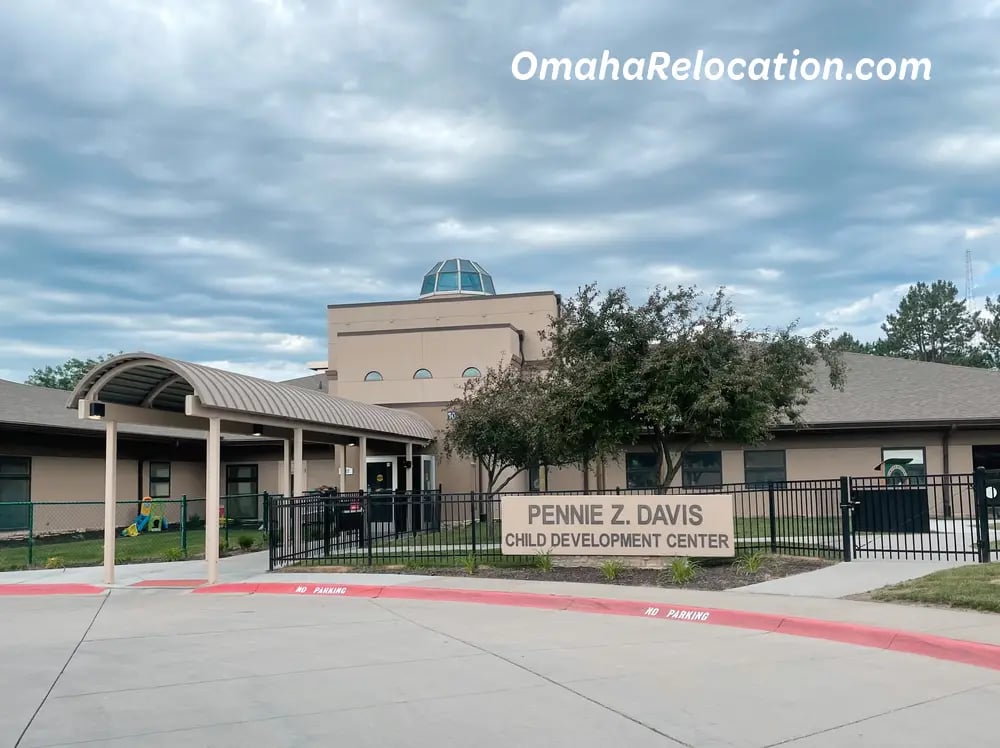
[5,257,1000,535]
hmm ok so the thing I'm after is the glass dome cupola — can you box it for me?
[419,259,496,298]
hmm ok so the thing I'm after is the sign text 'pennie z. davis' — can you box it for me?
[500,494,735,557]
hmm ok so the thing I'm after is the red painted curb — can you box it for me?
[0,583,106,596]
[193,581,1000,672]
[131,579,207,588]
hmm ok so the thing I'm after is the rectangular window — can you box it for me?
[625,452,658,489]
[881,447,927,485]
[744,450,786,486]
[149,462,171,498]
[528,463,542,492]
[225,464,259,521]
[0,456,31,531]
[682,451,723,487]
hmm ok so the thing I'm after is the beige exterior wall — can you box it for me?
[335,326,521,405]
[30,457,140,533]
[327,292,559,396]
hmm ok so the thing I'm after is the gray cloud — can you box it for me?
[0,0,999,380]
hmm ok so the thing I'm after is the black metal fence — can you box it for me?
[267,471,999,569]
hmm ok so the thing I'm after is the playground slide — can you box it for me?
[122,496,167,536]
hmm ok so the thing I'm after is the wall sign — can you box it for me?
[500,494,736,557]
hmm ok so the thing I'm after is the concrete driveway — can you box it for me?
[3,587,998,748]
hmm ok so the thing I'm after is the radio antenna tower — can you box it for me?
[966,248,975,311]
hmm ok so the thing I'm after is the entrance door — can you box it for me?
[366,459,395,493]
[418,456,439,531]
[366,458,396,528]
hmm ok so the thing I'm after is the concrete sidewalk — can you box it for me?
[2,553,996,647]
[0,550,270,586]
[730,558,968,598]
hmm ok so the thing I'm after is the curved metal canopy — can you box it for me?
[66,352,435,442]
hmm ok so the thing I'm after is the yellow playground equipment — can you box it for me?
[122,496,168,536]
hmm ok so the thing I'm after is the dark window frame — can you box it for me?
[681,451,723,488]
[225,464,261,521]
[149,461,171,498]
[743,450,787,487]
[364,371,383,382]
[461,367,481,378]
[0,456,31,531]
[413,368,433,379]
[527,463,549,492]
[625,451,659,489]
[225,464,259,496]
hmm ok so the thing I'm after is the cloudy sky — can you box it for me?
[0,0,998,383]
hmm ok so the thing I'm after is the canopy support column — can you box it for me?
[280,439,291,497]
[205,417,221,585]
[103,420,118,585]
[357,436,367,492]
[293,428,304,496]
[405,442,414,533]
[337,444,346,492]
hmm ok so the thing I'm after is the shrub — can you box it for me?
[164,547,185,562]
[44,556,65,569]
[662,557,700,585]
[599,559,626,581]
[535,551,554,572]
[237,534,255,551]
[734,549,765,575]
[461,554,478,574]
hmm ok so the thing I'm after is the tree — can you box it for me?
[25,352,122,391]
[830,332,870,353]
[830,332,894,356]
[977,296,1000,370]
[880,281,982,365]
[543,284,846,488]
[540,284,663,486]
[442,358,568,495]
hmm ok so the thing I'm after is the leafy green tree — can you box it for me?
[25,352,122,391]
[880,281,982,365]
[977,296,1000,369]
[540,285,663,486]
[442,358,568,494]
[830,332,895,356]
[542,284,846,488]
[831,332,869,353]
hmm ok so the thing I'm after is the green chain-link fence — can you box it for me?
[0,493,272,570]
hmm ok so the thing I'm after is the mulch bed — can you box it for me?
[289,555,834,592]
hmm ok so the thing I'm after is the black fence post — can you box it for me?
[181,495,188,557]
[267,496,274,571]
[323,496,332,557]
[767,482,778,554]
[974,467,992,564]
[839,476,853,563]
[364,494,373,566]
[470,491,477,558]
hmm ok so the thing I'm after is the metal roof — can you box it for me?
[0,378,221,440]
[65,353,435,442]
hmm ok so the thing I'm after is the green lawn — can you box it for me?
[736,516,842,540]
[869,564,1000,614]
[0,525,267,571]
[380,516,842,548]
